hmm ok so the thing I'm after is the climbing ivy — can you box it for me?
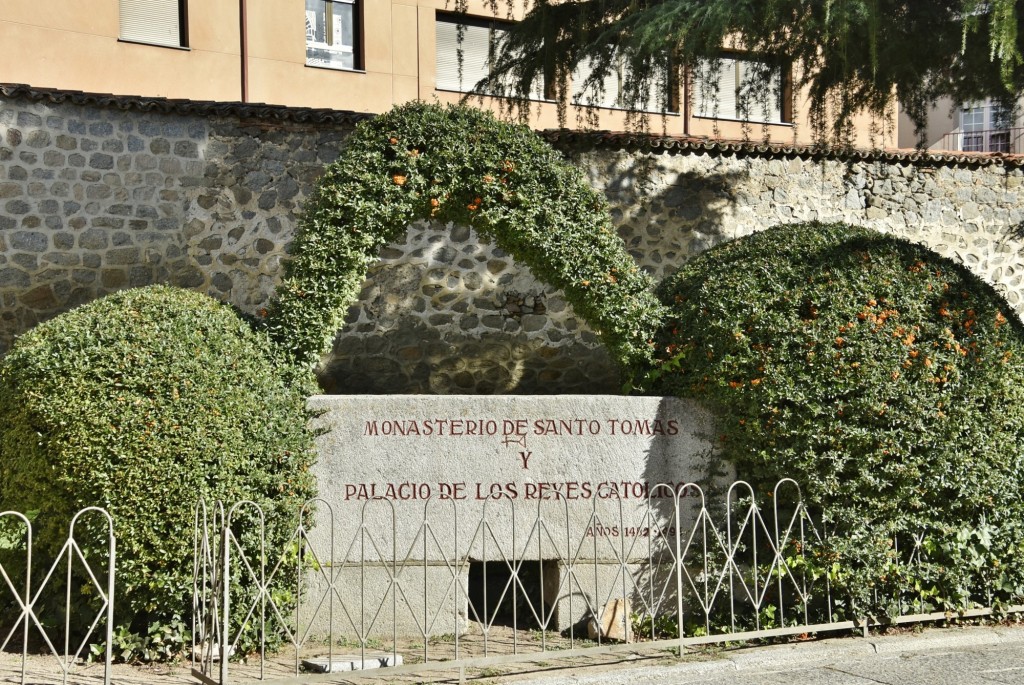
[264,102,665,381]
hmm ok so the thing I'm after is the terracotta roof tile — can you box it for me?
[0,83,372,127]
[540,129,1024,168]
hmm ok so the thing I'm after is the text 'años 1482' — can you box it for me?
[363,418,680,437]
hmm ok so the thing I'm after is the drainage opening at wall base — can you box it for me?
[467,559,560,630]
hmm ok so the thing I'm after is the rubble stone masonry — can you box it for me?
[2,88,1024,394]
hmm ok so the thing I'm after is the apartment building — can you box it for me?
[898,98,1024,155]
[2,0,887,145]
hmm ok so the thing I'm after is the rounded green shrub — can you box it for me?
[654,221,1024,614]
[0,285,316,644]
[266,101,665,380]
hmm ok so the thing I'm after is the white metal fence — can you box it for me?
[3,487,1020,685]
[190,480,925,684]
[0,508,115,685]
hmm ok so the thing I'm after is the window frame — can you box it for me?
[434,12,547,99]
[691,52,791,125]
[570,52,679,114]
[960,102,1012,153]
[305,0,363,72]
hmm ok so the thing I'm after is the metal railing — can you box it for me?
[0,508,115,685]
[935,127,1024,154]
[192,480,874,684]
[1,490,1018,685]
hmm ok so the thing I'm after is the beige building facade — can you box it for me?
[898,97,1024,154]
[2,0,892,146]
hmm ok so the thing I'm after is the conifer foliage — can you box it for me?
[479,0,1024,143]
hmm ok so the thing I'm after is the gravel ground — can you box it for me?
[0,625,708,685]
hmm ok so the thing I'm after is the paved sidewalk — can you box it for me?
[516,625,1024,685]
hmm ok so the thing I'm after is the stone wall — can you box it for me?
[2,87,1024,395]
[0,92,353,347]
[589,149,1024,293]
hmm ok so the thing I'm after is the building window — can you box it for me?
[571,55,676,113]
[960,103,1011,152]
[693,56,787,124]
[119,0,188,48]
[435,13,544,98]
[306,0,359,70]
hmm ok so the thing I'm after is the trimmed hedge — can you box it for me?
[654,222,1024,614]
[0,286,317,645]
[265,101,665,380]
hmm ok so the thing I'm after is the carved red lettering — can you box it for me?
[503,419,527,436]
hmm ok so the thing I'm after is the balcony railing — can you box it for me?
[936,127,1024,154]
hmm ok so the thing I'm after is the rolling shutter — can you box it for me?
[694,58,737,119]
[436,18,492,93]
[737,59,782,123]
[695,57,785,123]
[572,56,621,110]
[119,0,182,48]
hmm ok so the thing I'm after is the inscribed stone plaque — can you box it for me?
[308,395,725,563]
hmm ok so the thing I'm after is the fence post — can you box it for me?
[104,525,115,685]
[673,490,684,657]
[220,523,230,685]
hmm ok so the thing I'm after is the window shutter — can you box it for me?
[436,19,492,92]
[120,0,181,48]
[716,59,738,119]
[622,62,668,113]
[572,56,622,109]
[694,58,736,119]
[738,59,782,123]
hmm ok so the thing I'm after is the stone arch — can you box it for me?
[265,102,664,383]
